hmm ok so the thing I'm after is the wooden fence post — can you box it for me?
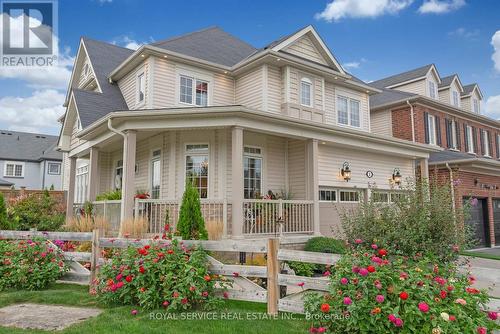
[267,238,279,315]
[90,228,101,290]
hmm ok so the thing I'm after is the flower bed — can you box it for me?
[0,238,68,291]
[304,243,499,333]
[94,237,231,311]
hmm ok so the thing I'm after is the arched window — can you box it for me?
[300,77,312,107]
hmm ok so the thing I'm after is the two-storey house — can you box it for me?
[370,64,500,248]
[58,26,436,238]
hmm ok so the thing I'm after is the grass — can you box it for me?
[0,284,309,334]
[461,250,500,261]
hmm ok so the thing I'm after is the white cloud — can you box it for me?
[484,95,500,120]
[343,61,360,69]
[0,90,65,134]
[0,13,74,89]
[492,30,500,72]
[111,36,144,50]
[315,0,413,22]
[448,27,479,39]
[418,0,465,14]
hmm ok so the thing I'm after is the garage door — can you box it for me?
[463,197,489,248]
[493,199,500,244]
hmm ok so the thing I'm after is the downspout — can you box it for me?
[107,117,125,139]
[446,162,457,220]
[406,100,416,142]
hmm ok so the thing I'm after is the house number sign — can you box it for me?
[366,171,374,178]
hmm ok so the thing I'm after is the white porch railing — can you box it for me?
[73,200,122,233]
[135,199,229,236]
[243,199,314,235]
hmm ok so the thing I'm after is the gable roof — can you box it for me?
[151,26,257,67]
[0,130,62,162]
[370,64,438,89]
[438,74,464,92]
[370,88,417,108]
[462,83,483,99]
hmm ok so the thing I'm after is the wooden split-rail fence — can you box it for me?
[0,230,340,314]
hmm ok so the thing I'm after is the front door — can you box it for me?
[464,197,490,248]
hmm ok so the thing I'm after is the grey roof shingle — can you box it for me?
[151,27,256,67]
[428,150,478,163]
[462,84,477,96]
[0,130,62,162]
[370,64,434,89]
[369,88,417,108]
[76,38,133,127]
[438,75,456,88]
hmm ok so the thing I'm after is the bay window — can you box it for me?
[185,144,209,198]
[243,147,262,199]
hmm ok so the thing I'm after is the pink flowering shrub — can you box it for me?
[0,238,68,290]
[95,237,231,311]
[304,243,499,333]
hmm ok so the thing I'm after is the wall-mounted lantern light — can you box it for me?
[392,168,402,186]
[341,162,351,182]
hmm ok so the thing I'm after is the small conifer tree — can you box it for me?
[0,193,7,228]
[177,182,208,240]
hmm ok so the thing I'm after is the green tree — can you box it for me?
[177,182,208,240]
[0,193,7,229]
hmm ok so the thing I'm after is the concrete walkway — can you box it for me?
[459,256,500,299]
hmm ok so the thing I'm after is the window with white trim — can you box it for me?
[451,120,458,149]
[427,114,436,145]
[185,144,209,198]
[452,90,460,107]
[428,81,436,99]
[137,72,145,104]
[473,99,480,114]
[75,165,88,204]
[47,162,61,175]
[3,161,24,177]
[179,75,209,107]
[151,150,161,199]
[337,96,360,127]
[319,188,337,202]
[482,130,490,157]
[466,126,474,154]
[114,160,123,190]
[300,78,312,107]
[244,147,262,199]
[372,191,389,203]
[339,190,360,203]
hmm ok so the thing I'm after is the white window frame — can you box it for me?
[3,161,24,178]
[372,191,390,203]
[473,98,480,114]
[178,73,211,107]
[114,160,123,190]
[47,162,61,175]
[75,164,89,204]
[319,188,337,202]
[451,120,458,150]
[428,81,436,99]
[337,95,361,128]
[452,90,460,107]
[339,189,361,203]
[243,146,263,199]
[427,114,437,145]
[466,125,474,154]
[184,143,210,199]
[482,130,490,157]
[150,149,162,199]
[136,71,145,106]
[300,77,313,107]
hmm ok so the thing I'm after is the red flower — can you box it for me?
[139,266,145,274]
[125,275,133,282]
[298,282,305,287]
[447,285,454,292]
[449,315,456,321]
[466,287,480,294]
[378,249,387,257]
[189,286,196,292]
[223,292,229,299]
[440,290,447,299]
[202,291,209,297]
[181,298,188,305]
[203,275,211,282]
[320,303,330,313]
[367,265,376,273]
[173,292,179,298]
[418,302,430,313]
[399,291,409,300]
[233,272,239,277]
[167,249,174,255]
[138,248,148,256]
[162,301,169,308]
[144,245,150,250]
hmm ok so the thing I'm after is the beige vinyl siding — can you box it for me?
[324,81,336,124]
[77,55,95,88]
[267,65,282,113]
[439,88,451,105]
[152,57,176,108]
[98,152,112,194]
[283,35,328,66]
[287,139,306,199]
[70,117,82,149]
[370,110,393,136]
[320,202,359,236]
[235,66,264,110]
[213,73,235,106]
[288,67,323,109]
[118,60,149,110]
[393,79,426,96]
[318,145,414,190]
[461,96,472,112]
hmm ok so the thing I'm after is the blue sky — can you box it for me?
[0,0,499,134]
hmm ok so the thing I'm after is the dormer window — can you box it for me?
[136,72,145,105]
[300,77,312,107]
[179,74,209,107]
[452,90,460,107]
[473,98,480,114]
[428,81,436,99]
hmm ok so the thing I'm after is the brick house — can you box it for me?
[370,64,500,248]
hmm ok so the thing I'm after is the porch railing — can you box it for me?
[135,199,229,236]
[73,200,122,233]
[243,199,314,235]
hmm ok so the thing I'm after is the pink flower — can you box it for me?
[181,298,188,305]
[352,266,360,274]
[354,239,363,244]
[488,312,498,320]
[371,256,382,264]
[359,268,369,276]
[418,302,429,313]
[116,281,124,289]
[394,318,403,327]
[323,271,331,277]
[455,298,467,305]
[343,297,352,305]
[116,273,123,281]
[298,282,305,287]
[371,244,378,249]
[477,327,487,334]
[309,327,318,333]
[317,327,326,333]
[223,292,229,299]
[40,252,47,258]
[340,277,349,285]
[388,314,396,322]
[202,291,208,297]
[131,310,138,315]
[162,301,169,307]
[375,295,385,303]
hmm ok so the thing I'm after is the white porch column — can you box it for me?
[231,127,244,238]
[87,147,99,201]
[307,139,321,235]
[419,158,429,180]
[120,130,137,222]
[65,156,77,222]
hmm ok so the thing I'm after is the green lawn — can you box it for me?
[0,284,309,334]
[461,251,500,261]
